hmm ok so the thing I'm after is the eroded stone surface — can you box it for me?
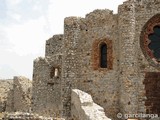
[0,80,13,112]
[6,76,32,112]
[71,89,111,120]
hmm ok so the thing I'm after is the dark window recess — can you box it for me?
[50,67,55,78]
[148,26,160,61]
[100,43,107,68]
[50,67,59,78]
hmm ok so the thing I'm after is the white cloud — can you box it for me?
[9,13,21,21]
[5,17,49,56]
[6,0,22,7]
[0,50,34,79]
[0,64,17,79]
[0,25,13,49]
[5,0,49,23]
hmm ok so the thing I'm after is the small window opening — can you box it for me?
[100,43,107,68]
[50,67,59,78]
[54,68,58,77]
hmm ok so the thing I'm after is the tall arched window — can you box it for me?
[92,38,113,70]
[100,43,107,68]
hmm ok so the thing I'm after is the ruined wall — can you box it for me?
[62,9,120,119]
[32,58,51,115]
[45,35,63,57]
[6,76,32,112]
[13,76,32,112]
[32,35,63,117]
[118,0,160,118]
[32,57,62,117]
[0,80,13,112]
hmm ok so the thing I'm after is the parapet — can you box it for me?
[118,0,134,13]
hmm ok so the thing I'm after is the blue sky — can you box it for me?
[0,0,125,79]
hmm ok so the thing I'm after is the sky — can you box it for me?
[0,0,126,80]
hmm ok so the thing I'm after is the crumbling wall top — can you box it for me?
[13,76,32,93]
[64,17,81,24]
[84,9,116,28]
[47,34,63,41]
[45,34,63,57]
[85,9,113,19]
[0,80,13,99]
[34,57,49,67]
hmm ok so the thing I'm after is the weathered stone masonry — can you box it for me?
[0,76,32,113]
[32,0,160,120]
[32,35,63,117]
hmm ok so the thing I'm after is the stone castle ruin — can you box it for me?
[1,0,160,120]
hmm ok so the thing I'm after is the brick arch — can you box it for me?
[140,14,160,67]
[92,38,113,70]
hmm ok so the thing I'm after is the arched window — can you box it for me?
[100,43,107,68]
[92,38,113,70]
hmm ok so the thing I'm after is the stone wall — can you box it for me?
[0,77,32,113]
[6,76,32,112]
[118,0,139,116]
[0,79,13,112]
[32,34,63,117]
[135,0,160,116]
[61,9,120,119]
[118,0,160,118]
[45,35,63,57]
[13,76,32,112]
